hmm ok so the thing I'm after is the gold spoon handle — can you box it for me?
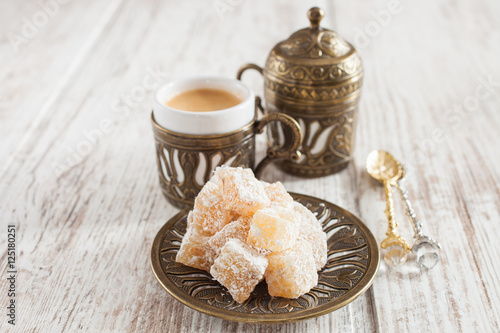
[380,180,411,252]
[383,180,398,237]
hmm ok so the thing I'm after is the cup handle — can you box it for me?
[237,63,263,80]
[253,97,302,178]
[237,64,265,116]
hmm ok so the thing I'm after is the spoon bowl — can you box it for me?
[366,150,402,183]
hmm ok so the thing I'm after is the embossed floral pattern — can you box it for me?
[155,194,377,315]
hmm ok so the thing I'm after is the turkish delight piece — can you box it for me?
[247,206,299,252]
[263,181,294,209]
[210,239,268,303]
[265,239,318,298]
[209,166,227,187]
[294,202,327,270]
[293,202,322,230]
[208,216,252,256]
[297,226,327,271]
[221,167,269,216]
[176,212,215,272]
[192,180,228,236]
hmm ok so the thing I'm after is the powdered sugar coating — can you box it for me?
[247,206,299,252]
[297,226,327,271]
[176,212,216,272]
[294,202,327,270]
[263,181,294,210]
[210,239,268,303]
[208,216,251,256]
[192,180,228,236]
[293,201,322,231]
[221,167,270,216]
[265,240,318,298]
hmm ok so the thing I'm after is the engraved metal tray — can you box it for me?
[150,193,379,323]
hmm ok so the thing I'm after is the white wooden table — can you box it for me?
[1,0,499,332]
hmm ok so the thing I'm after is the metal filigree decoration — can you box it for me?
[265,103,358,177]
[318,31,351,57]
[152,111,302,209]
[265,52,362,82]
[151,193,379,323]
[153,119,255,210]
[264,76,362,103]
[236,7,363,178]
[277,29,351,59]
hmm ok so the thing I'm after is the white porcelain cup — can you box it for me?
[153,77,255,135]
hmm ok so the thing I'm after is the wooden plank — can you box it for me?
[331,0,500,332]
[0,0,124,176]
[0,0,499,332]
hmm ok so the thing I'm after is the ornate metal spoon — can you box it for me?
[396,165,441,269]
[366,150,411,266]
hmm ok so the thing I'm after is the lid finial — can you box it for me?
[307,7,324,29]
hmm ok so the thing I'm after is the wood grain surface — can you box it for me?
[1,0,499,332]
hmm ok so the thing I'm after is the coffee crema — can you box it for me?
[166,88,243,112]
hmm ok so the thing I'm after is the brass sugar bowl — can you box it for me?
[237,7,363,177]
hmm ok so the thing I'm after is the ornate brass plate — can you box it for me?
[150,193,379,323]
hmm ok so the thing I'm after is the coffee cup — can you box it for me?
[152,76,302,209]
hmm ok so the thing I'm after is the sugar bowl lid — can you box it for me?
[265,7,362,82]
